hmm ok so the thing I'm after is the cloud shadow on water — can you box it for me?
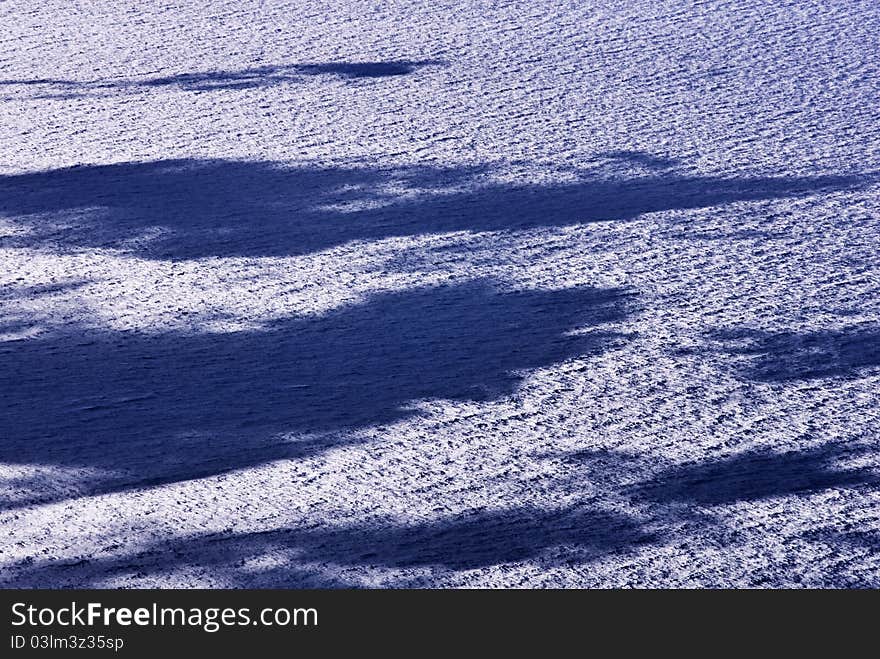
[0,60,445,97]
[634,443,879,506]
[0,281,634,507]
[0,504,654,587]
[691,326,880,382]
[0,157,870,260]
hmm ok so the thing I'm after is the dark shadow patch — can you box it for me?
[698,326,880,381]
[0,279,91,300]
[0,281,633,507]
[597,150,679,169]
[0,60,444,97]
[296,61,437,78]
[0,158,868,259]
[301,506,655,570]
[0,504,654,587]
[804,528,880,553]
[636,443,878,506]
